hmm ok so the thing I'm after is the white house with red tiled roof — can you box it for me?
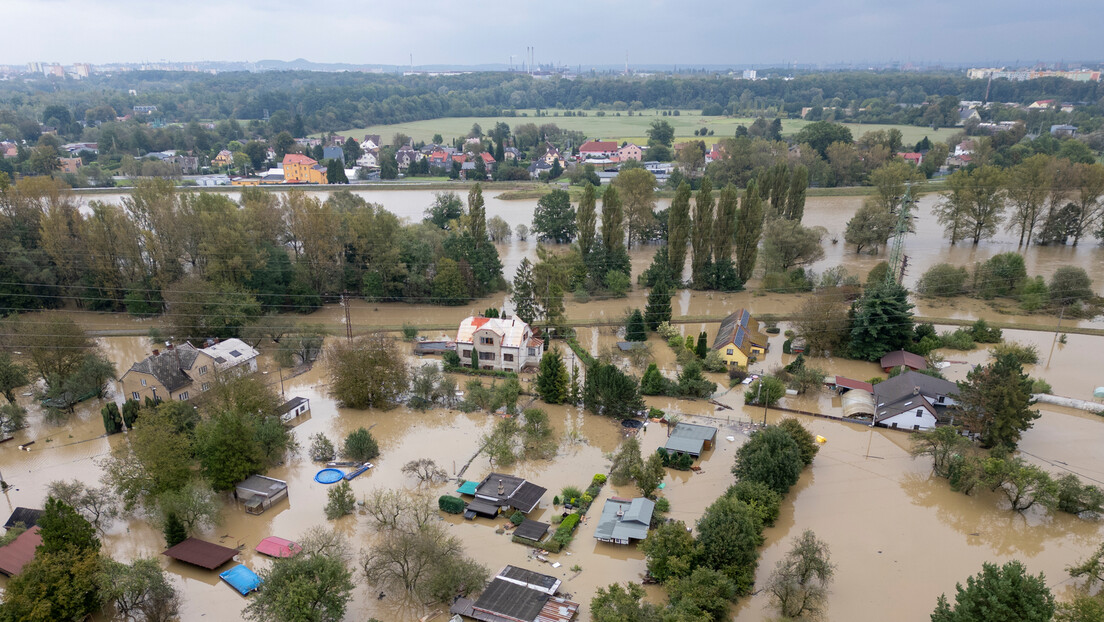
[579,140,619,159]
[455,316,544,372]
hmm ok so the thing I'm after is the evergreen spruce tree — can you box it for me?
[163,512,187,547]
[569,364,581,405]
[644,280,673,331]
[696,331,709,359]
[954,353,1040,451]
[511,258,539,325]
[667,182,692,283]
[641,363,666,395]
[735,179,764,282]
[691,177,715,289]
[848,281,915,361]
[626,309,647,342]
[535,350,570,404]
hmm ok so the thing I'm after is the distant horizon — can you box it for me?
[4,57,1103,73]
[2,0,1101,70]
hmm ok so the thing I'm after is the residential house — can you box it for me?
[706,142,724,163]
[356,151,379,168]
[3,508,42,531]
[394,146,417,169]
[879,350,927,373]
[1050,124,1078,137]
[480,151,497,170]
[281,153,327,184]
[527,160,552,179]
[428,150,452,168]
[170,154,199,174]
[212,150,233,167]
[462,472,547,518]
[538,142,565,167]
[455,315,544,372]
[873,370,959,431]
[898,152,923,166]
[579,140,619,159]
[1028,99,1055,110]
[451,566,579,622]
[711,309,770,367]
[259,169,285,183]
[954,140,974,157]
[277,397,311,423]
[956,108,981,126]
[594,497,654,544]
[664,422,718,457]
[0,142,18,158]
[62,142,98,155]
[0,527,42,577]
[360,134,381,152]
[503,147,521,161]
[59,157,82,174]
[118,342,218,403]
[200,338,259,375]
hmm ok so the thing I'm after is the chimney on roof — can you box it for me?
[913,386,920,395]
[167,343,174,350]
[152,349,159,356]
[497,479,504,496]
[616,506,624,520]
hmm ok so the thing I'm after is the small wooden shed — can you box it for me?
[235,475,289,515]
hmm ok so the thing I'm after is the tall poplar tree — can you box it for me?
[734,179,764,282]
[576,183,597,258]
[784,165,808,221]
[666,182,691,282]
[601,185,625,255]
[467,184,486,243]
[713,184,738,264]
[690,177,714,289]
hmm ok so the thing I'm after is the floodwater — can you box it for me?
[3,330,1104,620]
[77,188,1104,297]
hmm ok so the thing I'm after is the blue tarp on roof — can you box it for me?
[220,564,262,595]
[456,480,478,495]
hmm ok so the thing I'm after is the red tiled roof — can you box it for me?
[481,152,496,163]
[835,376,874,393]
[528,337,544,348]
[0,526,41,577]
[282,154,318,166]
[580,140,618,152]
[471,317,490,329]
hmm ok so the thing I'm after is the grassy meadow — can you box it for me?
[332,109,960,149]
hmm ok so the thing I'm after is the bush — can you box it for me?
[654,497,671,513]
[1048,266,1094,306]
[917,263,969,297]
[443,350,461,367]
[324,481,355,520]
[439,495,465,514]
[401,324,418,340]
[991,341,1039,365]
[732,427,804,494]
[969,319,1002,343]
[1030,378,1052,394]
[561,486,583,505]
[702,350,727,373]
[939,328,976,350]
[309,433,337,462]
[510,511,525,525]
[591,474,607,486]
[1019,276,1049,311]
[343,428,380,462]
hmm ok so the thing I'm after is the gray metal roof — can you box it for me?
[472,578,548,621]
[594,497,653,542]
[664,422,717,456]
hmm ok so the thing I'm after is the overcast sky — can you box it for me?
[2,0,1100,67]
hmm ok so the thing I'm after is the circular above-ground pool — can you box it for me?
[314,468,345,484]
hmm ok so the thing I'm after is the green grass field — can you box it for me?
[332,109,959,150]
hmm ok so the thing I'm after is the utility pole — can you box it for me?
[342,291,353,342]
[1045,305,1065,368]
[886,182,916,286]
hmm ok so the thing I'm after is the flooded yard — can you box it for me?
[0,331,1102,620]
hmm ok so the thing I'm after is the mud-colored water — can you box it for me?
[6,333,1104,621]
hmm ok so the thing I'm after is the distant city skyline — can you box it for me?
[1,0,1101,67]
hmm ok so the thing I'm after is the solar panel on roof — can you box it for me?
[229,350,242,357]
[735,327,747,348]
[741,309,750,326]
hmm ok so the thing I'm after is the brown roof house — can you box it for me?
[880,350,927,373]
[118,342,217,403]
[712,309,770,368]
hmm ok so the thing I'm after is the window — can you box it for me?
[201,383,210,391]
[916,409,923,417]
[462,350,472,359]
[528,348,536,356]
[478,351,496,361]
[503,353,514,362]
[913,425,921,430]
[480,337,493,345]
[132,392,140,400]
[198,365,208,375]
[140,378,147,386]
[726,349,734,356]
[178,392,189,400]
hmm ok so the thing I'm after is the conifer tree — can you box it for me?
[644,280,673,331]
[511,258,538,325]
[696,331,709,359]
[535,350,570,404]
[626,309,647,342]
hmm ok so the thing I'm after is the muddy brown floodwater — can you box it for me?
[2,331,1104,621]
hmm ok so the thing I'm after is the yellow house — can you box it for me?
[282,153,327,184]
[117,342,217,403]
[212,149,233,167]
[711,309,770,368]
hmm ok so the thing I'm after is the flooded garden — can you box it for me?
[1,187,1100,620]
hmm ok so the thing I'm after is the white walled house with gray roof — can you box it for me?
[200,338,259,375]
[873,371,959,431]
[594,497,654,544]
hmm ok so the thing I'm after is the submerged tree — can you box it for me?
[766,529,835,620]
[931,560,1054,622]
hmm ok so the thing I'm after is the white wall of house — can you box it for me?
[881,405,938,431]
